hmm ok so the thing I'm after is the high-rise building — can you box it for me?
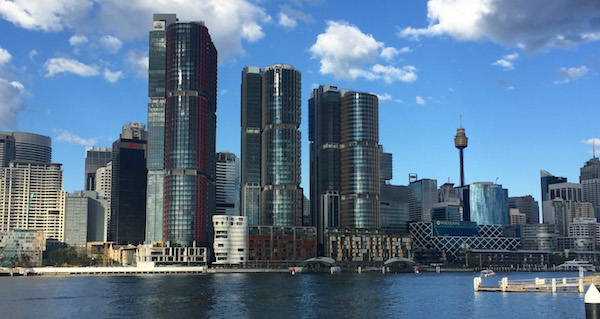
[163,21,217,246]
[0,132,15,167]
[0,161,65,244]
[380,184,410,234]
[408,178,438,222]
[508,195,540,224]
[0,131,51,163]
[509,208,526,225]
[241,66,262,225]
[146,13,178,244]
[110,122,147,245]
[379,146,393,184]
[260,64,303,226]
[340,91,380,229]
[467,182,509,225]
[216,151,240,216]
[64,191,109,246]
[540,170,567,202]
[454,123,468,187]
[580,157,600,218]
[432,183,462,222]
[84,147,112,191]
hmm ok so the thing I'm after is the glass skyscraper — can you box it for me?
[580,157,600,218]
[163,21,217,246]
[340,91,380,229]
[260,64,303,226]
[468,182,509,225]
[216,151,240,216]
[84,147,111,191]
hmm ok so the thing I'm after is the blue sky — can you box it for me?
[0,0,598,203]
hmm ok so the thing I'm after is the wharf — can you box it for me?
[0,266,291,276]
[474,274,600,293]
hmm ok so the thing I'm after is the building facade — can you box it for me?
[508,195,539,224]
[520,224,556,251]
[467,182,509,225]
[84,147,112,191]
[581,157,600,218]
[0,132,52,163]
[216,151,240,216]
[408,178,438,222]
[0,132,15,167]
[248,225,316,263]
[212,215,248,265]
[380,184,410,235]
[0,230,44,267]
[326,228,411,263]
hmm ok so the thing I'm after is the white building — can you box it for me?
[0,161,65,244]
[509,208,527,225]
[213,215,247,265]
[216,151,240,216]
[136,242,208,266]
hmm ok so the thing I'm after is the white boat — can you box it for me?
[480,269,495,277]
[556,260,596,272]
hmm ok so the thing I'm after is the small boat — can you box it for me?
[556,260,596,272]
[480,269,496,277]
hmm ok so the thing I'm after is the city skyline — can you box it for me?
[0,1,598,201]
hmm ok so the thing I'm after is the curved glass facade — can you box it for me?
[469,183,509,225]
[260,65,303,226]
[340,92,380,229]
[164,22,217,245]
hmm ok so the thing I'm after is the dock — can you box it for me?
[474,274,600,293]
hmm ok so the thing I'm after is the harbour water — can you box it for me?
[0,272,585,318]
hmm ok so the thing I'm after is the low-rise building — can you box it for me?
[0,229,44,267]
[136,242,208,266]
[325,228,411,263]
[213,215,248,265]
[520,224,556,250]
[248,226,316,266]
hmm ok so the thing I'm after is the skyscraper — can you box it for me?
[508,195,540,224]
[468,182,509,225]
[163,21,217,246]
[580,157,600,218]
[340,91,380,229]
[146,13,178,243]
[408,178,438,222]
[241,67,262,225]
[110,122,147,245]
[84,147,112,191]
[0,132,15,167]
[540,170,567,202]
[0,131,51,163]
[216,151,240,216]
[261,64,303,226]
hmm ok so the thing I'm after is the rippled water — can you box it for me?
[0,272,585,318]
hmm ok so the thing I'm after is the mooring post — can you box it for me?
[586,284,600,319]
[551,278,556,293]
[473,277,482,292]
[358,266,361,274]
[580,278,585,293]
[501,277,508,292]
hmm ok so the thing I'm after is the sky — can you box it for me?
[0,0,598,203]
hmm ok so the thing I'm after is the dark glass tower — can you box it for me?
[308,85,341,249]
[110,122,148,245]
[241,67,262,225]
[163,21,217,246]
[146,13,178,243]
[260,64,303,226]
[0,132,15,167]
[540,170,567,202]
[340,91,380,229]
[84,147,111,191]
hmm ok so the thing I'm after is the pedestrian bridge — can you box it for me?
[303,257,336,266]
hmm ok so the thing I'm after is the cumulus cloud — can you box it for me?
[492,52,519,70]
[554,66,588,84]
[370,64,417,83]
[398,0,600,51]
[0,78,25,129]
[241,22,264,42]
[0,46,11,65]
[98,35,123,53]
[28,50,37,60]
[0,0,92,32]
[584,138,600,147]
[44,57,99,77]
[103,68,123,83]
[278,12,297,29]
[416,96,426,105]
[69,34,88,46]
[54,129,98,146]
[375,93,392,101]
[125,50,148,78]
[380,46,412,61]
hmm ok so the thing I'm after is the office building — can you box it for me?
[508,195,540,224]
[380,185,411,234]
[569,217,600,249]
[0,132,15,167]
[540,170,567,220]
[340,91,380,229]
[163,21,217,246]
[146,14,178,244]
[241,66,262,225]
[110,122,147,245]
[432,183,462,222]
[326,228,411,262]
[520,224,556,250]
[64,191,109,246]
[580,157,600,218]
[547,199,594,236]
[379,146,393,184]
[136,242,208,266]
[0,132,52,163]
[84,147,112,191]
[248,225,316,264]
[212,215,248,265]
[509,208,527,225]
[0,161,65,244]
[0,230,44,267]
[260,64,303,226]
[215,151,240,216]
[466,182,509,225]
[408,178,438,222]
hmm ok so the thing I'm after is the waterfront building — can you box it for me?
[146,14,178,244]
[247,225,316,264]
[215,151,240,216]
[569,217,600,249]
[136,242,208,266]
[325,228,411,263]
[545,199,594,236]
[408,178,437,222]
[0,229,44,267]
[0,132,15,167]
[509,208,527,225]
[0,131,52,163]
[340,91,380,229]
[84,147,112,191]
[580,157,600,218]
[241,66,262,225]
[520,224,556,250]
[465,182,509,225]
[110,122,147,245]
[466,249,551,267]
[260,64,303,226]
[557,236,595,251]
[212,215,248,265]
[163,20,217,247]
[380,184,410,235]
[0,161,65,244]
[508,195,540,224]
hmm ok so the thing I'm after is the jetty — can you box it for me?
[474,274,600,293]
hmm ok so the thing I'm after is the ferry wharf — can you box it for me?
[474,273,600,293]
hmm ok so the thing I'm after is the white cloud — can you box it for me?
[103,68,123,83]
[54,129,98,146]
[380,47,399,61]
[416,96,426,105]
[399,46,412,53]
[554,66,588,84]
[98,35,122,54]
[278,12,297,29]
[241,23,264,42]
[375,93,392,101]
[0,46,11,65]
[44,57,99,77]
[584,138,600,147]
[28,50,37,60]
[0,78,25,129]
[0,0,92,32]
[370,64,417,83]
[492,52,519,70]
[398,0,600,51]
[69,34,88,46]
[126,50,148,78]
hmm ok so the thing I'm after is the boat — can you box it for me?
[480,269,495,277]
[556,260,596,272]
